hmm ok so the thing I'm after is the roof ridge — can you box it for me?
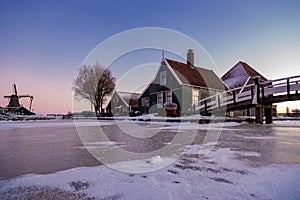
[238,61,268,81]
[116,91,140,95]
[165,58,226,90]
[222,61,266,79]
[165,58,210,71]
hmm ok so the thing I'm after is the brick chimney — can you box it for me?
[187,49,194,65]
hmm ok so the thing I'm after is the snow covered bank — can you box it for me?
[1,147,299,200]
[1,119,299,199]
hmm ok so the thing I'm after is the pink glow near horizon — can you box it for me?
[1,73,299,115]
[0,73,74,114]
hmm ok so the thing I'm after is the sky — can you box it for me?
[1,0,300,114]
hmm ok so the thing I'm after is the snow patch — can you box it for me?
[236,151,261,157]
[1,147,299,200]
[150,155,163,164]
[242,136,276,140]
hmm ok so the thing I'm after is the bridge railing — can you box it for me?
[194,83,255,113]
[194,75,300,114]
[261,75,300,98]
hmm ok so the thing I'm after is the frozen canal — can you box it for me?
[0,119,300,199]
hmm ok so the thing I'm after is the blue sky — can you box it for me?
[1,0,300,113]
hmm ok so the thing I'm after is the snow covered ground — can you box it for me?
[0,120,300,199]
[0,147,299,200]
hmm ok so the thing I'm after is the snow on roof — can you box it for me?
[221,61,268,89]
[116,91,140,107]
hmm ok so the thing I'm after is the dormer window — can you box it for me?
[160,71,166,85]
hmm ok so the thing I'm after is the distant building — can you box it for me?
[7,106,34,115]
[0,106,6,114]
[221,61,269,116]
[138,50,227,116]
[221,61,268,90]
[107,91,140,116]
[3,84,35,115]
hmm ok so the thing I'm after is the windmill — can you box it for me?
[4,84,34,114]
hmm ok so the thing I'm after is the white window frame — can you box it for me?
[192,88,200,105]
[166,90,172,103]
[157,92,163,108]
[160,71,166,85]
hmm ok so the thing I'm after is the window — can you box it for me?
[142,97,149,107]
[192,88,200,105]
[157,92,163,108]
[160,71,166,85]
[166,90,172,103]
[201,89,210,100]
[114,96,118,103]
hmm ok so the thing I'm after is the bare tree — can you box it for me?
[95,69,116,113]
[73,64,115,114]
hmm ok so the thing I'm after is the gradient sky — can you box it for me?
[1,0,300,114]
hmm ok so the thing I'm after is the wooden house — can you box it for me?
[221,61,269,116]
[138,50,227,116]
[107,91,140,116]
[221,61,268,90]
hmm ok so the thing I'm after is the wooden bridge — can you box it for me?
[194,75,300,124]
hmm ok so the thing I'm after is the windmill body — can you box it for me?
[3,84,35,115]
[6,95,21,108]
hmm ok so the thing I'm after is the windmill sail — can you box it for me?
[13,84,18,95]
[18,95,31,98]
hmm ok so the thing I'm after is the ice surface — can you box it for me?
[0,120,114,130]
[1,119,300,199]
[1,147,299,200]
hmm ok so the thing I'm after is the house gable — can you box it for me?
[138,59,183,115]
[115,92,129,107]
[107,91,140,116]
[221,61,268,89]
[116,91,139,107]
[139,59,182,98]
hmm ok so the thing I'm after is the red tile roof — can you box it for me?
[165,59,226,90]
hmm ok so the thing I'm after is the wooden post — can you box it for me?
[255,77,261,104]
[261,85,265,103]
[264,104,273,124]
[204,100,208,115]
[247,109,250,116]
[287,78,290,97]
[255,104,263,124]
[233,90,236,105]
[217,95,221,107]
[251,86,254,99]
[296,81,298,95]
